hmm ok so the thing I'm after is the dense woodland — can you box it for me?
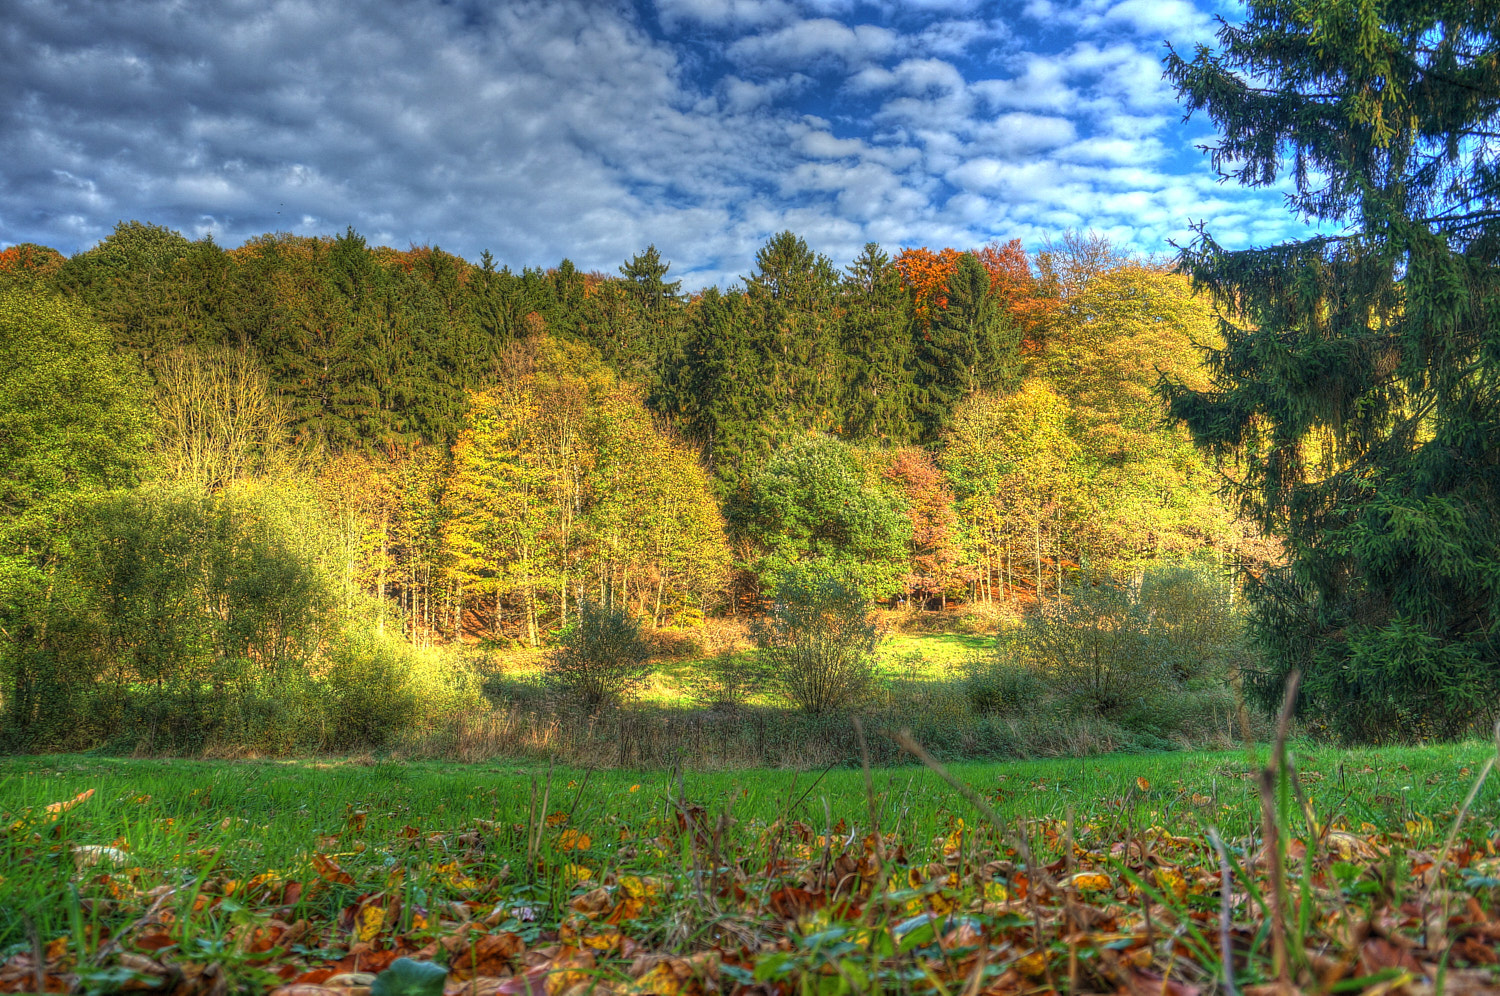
[0,224,1252,653]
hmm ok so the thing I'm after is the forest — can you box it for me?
[0,222,1266,754]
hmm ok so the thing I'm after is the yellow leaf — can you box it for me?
[45,788,94,819]
[626,964,682,996]
[580,927,623,952]
[619,875,661,899]
[1136,776,1150,792]
[1066,871,1112,893]
[983,881,1009,903]
[564,863,593,884]
[1016,951,1048,978]
[928,890,958,915]
[557,828,591,852]
[357,905,385,941]
[435,860,477,890]
[1153,868,1187,902]
[628,785,641,793]
[942,818,965,856]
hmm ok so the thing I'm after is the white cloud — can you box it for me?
[0,0,1315,287]
[1101,0,1216,42]
[655,0,797,31]
[726,18,901,70]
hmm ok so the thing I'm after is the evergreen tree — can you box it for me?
[840,243,915,441]
[745,231,843,430]
[911,253,1019,440]
[1163,0,1500,739]
[619,244,682,313]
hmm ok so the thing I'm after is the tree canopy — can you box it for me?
[1164,0,1500,740]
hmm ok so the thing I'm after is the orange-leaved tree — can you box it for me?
[893,247,964,329]
[976,238,1057,350]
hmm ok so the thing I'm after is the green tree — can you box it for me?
[0,289,154,519]
[911,253,1020,440]
[443,388,552,646]
[739,434,911,599]
[0,289,155,739]
[840,244,915,441]
[942,384,1085,608]
[1163,0,1500,739]
[1040,260,1232,569]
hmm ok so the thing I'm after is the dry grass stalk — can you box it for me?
[1257,669,1299,993]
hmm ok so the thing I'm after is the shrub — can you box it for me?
[1010,564,1246,719]
[547,599,655,708]
[696,652,762,711]
[1136,565,1239,681]
[319,627,424,749]
[755,563,879,715]
[1012,583,1171,717]
[962,650,1049,715]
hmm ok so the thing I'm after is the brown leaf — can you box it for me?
[1121,968,1200,996]
[569,888,612,918]
[769,887,824,920]
[443,979,511,996]
[312,853,355,886]
[1360,938,1424,976]
[446,932,526,979]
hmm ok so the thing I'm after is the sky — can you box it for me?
[0,0,1312,289]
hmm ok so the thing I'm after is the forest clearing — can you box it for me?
[4,0,1500,992]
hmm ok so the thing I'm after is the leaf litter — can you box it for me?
[5,730,1500,993]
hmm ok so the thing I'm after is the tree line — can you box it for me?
[0,224,1253,652]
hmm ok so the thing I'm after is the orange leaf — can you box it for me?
[45,788,94,817]
[557,829,591,852]
[311,852,354,886]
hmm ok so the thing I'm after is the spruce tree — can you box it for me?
[911,253,1018,441]
[840,243,915,441]
[1163,0,1500,740]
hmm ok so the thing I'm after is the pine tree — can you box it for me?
[911,253,1019,440]
[840,243,915,441]
[1163,0,1500,740]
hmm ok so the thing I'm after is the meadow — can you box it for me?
[5,736,1500,994]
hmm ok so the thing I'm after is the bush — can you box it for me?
[1010,564,1245,719]
[696,652,763,711]
[755,563,879,715]
[1136,565,1239,681]
[962,650,1049,715]
[1016,583,1174,717]
[547,599,655,708]
[319,627,423,749]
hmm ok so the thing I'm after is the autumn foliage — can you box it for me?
[0,243,64,281]
[976,238,1058,349]
[893,246,964,327]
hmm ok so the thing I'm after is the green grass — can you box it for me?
[5,742,1497,937]
[877,632,993,677]
[6,742,1500,991]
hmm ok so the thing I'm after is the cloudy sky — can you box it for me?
[1,0,1311,288]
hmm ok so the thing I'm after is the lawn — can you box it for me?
[4,740,1500,993]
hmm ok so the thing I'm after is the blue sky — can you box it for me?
[0,0,1312,288]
